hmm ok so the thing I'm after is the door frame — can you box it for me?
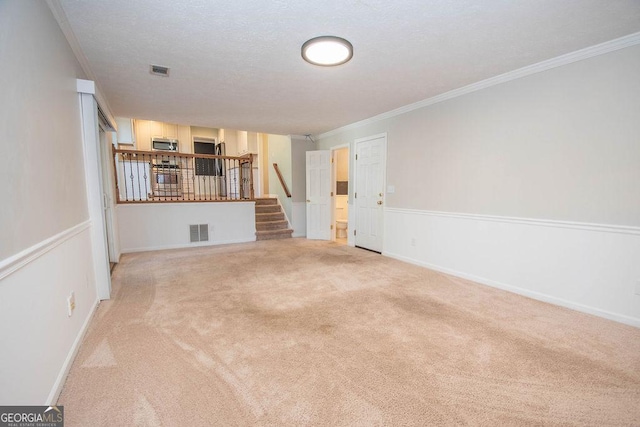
[78,79,114,300]
[352,133,387,252]
[330,143,350,243]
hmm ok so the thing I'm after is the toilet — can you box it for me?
[336,220,348,238]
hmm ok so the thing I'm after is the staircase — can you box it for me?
[255,198,293,240]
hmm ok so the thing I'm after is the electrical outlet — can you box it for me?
[67,292,76,317]
[635,280,640,296]
[411,237,417,247]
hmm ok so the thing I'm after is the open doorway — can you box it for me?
[331,145,350,245]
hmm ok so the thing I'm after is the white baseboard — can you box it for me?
[121,237,256,254]
[47,298,99,404]
[384,251,640,328]
[383,208,640,328]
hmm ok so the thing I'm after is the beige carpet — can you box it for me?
[59,238,640,426]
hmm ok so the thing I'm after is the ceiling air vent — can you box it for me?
[150,64,170,77]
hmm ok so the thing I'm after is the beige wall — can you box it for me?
[260,133,269,195]
[0,0,88,259]
[318,44,640,227]
[268,134,293,219]
[336,148,349,182]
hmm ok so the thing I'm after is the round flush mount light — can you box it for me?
[301,36,353,66]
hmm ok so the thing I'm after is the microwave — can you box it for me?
[152,138,179,152]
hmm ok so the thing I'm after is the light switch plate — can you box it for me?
[387,185,395,194]
[635,280,640,296]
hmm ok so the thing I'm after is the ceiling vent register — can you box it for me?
[150,64,170,76]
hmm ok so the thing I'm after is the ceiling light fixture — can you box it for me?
[301,36,353,66]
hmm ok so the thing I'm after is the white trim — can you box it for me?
[79,91,112,300]
[329,143,351,242]
[0,221,91,281]
[47,298,99,404]
[353,133,387,252]
[47,1,117,130]
[76,79,95,95]
[382,251,640,328]
[121,237,257,254]
[353,133,388,144]
[319,32,640,140]
[384,207,640,236]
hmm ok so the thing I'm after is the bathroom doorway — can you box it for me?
[332,145,350,245]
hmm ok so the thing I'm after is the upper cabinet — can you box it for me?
[162,122,178,139]
[115,117,135,145]
[177,125,192,154]
[131,120,259,156]
[133,120,151,151]
[134,120,178,151]
[237,131,259,155]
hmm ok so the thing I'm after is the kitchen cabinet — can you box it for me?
[177,125,192,153]
[237,131,258,155]
[134,120,179,151]
[149,121,178,139]
[115,117,135,145]
[162,122,178,139]
[133,120,151,151]
[220,129,238,156]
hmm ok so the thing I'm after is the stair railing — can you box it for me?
[272,163,292,198]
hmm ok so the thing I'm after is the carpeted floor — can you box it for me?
[58,238,640,426]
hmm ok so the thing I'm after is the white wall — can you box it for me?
[0,226,98,404]
[117,202,256,252]
[318,43,640,326]
[0,1,88,260]
[0,1,99,404]
[290,136,315,237]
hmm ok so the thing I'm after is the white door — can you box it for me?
[306,150,332,240]
[354,135,386,252]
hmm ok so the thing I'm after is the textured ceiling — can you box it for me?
[58,0,640,136]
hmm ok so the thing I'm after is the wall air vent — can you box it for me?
[190,224,209,242]
[150,64,170,77]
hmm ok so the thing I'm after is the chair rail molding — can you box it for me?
[0,221,91,281]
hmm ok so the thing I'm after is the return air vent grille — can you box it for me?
[150,64,170,76]
[190,224,209,242]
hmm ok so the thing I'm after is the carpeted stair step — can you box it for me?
[255,204,281,214]
[256,220,289,231]
[256,212,285,222]
[255,198,278,206]
[256,229,294,240]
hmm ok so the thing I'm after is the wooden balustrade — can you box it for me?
[112,147,254,203]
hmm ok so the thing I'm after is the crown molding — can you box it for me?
[318,31,640,140]
[46,0,117,130]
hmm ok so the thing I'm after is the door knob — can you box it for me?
[379,193,383,197]
[306,200,311,203]
[377,200,383,205]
